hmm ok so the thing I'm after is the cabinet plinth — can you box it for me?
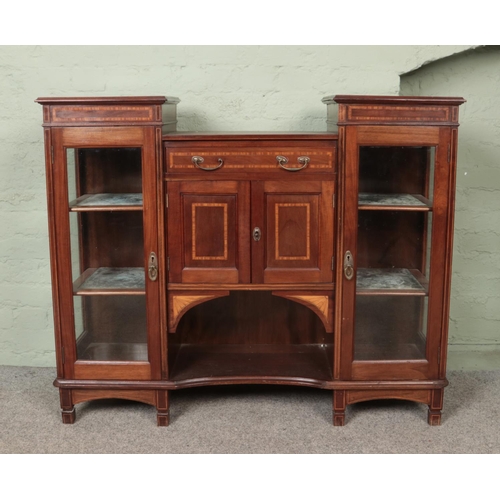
[39,95,464,427]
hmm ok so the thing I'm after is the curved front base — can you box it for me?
[55,380,447,426]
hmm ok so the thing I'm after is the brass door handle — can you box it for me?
[148,252,158,281]
[344,251,354,280]
[276,155,310,171]
[192,155,224,171]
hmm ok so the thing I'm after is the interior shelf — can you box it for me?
[73,267,145,295]
[354,341,426,361]
[69,193,143,211]
[170,344,333,385]
[77,341,148,361]
[356,268,428,295]
[358,193,432,211]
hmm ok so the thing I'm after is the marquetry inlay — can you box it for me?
[192,203,228,260]
[170,294,223,330]
[347,105,450,122]
[275,203,310,260]
[51,106,154,123]
[169,150,333,169]
[293,295,329,319]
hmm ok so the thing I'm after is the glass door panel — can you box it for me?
[66,147,148,362]
[354,146,435,361]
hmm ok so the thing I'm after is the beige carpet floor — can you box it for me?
[1,366,499,453]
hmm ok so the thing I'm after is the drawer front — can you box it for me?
[165,143,336,173]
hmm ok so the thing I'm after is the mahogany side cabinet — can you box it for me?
[36,94,465,426]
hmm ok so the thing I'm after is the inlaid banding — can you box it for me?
[192,203,228,260]
[275,203,310,260]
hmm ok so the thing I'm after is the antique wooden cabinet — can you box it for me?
[37,94,465,426]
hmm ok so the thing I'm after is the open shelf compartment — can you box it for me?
[168,291,334,386]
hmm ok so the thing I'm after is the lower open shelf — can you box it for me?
[169,344,333,387]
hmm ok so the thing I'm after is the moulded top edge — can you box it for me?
[162,131,339,141]
[35,96,180,105]
[322,95,466,105]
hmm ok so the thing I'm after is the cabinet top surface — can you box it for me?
[323,95,466,106]
[162,132,338,141]
[35,96,180,105]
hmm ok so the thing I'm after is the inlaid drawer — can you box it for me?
[165,141,336,174]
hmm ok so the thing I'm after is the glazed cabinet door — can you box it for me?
[167,180,251,284]
[50,126,162,381]
[340,125,454,381]
[252,180,334,283]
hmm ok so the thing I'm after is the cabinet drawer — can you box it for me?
[165,143,336,174]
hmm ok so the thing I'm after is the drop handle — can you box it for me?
[192,155,224,171]
[148,252,158,281]
[276,155,310,171]
[344,251,354,280]
[253,227,262,242]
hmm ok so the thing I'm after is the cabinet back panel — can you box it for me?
[175,291,329,345]
[81,212,144,268]
[359,147,430,197]
[77,148,142,194]
[357,211,426,270]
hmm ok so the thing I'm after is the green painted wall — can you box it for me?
[402,47,500,369]
[3,44,496,369]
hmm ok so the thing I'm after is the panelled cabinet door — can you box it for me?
[252,180,334,283]
[167,180,251,284]
[340,125,453,381]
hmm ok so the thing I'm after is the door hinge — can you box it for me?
[166,193,168,208]
[333,193,335,208]
[50,145,54,166]
[437,345,441,365]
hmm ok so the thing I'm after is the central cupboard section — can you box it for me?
[164,136,337,386]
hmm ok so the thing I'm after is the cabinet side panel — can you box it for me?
[43,128,65,378]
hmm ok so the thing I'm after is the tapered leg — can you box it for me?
[333,390,346,426]
[60,388,75,424]
[428,388,444,426]
[156,390,170,426]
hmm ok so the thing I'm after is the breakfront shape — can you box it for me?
[39,95,464,427]
[164,134,337,395]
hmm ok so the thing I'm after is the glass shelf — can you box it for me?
[69,193,143,211]
[358,193,432,211]
[356,268,428,295]
[73,267,145,295]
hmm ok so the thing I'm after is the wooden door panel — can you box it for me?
[184,195,235,267]
[252,180,334,283]
[268,195,319,268]
[168,180,250,284]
